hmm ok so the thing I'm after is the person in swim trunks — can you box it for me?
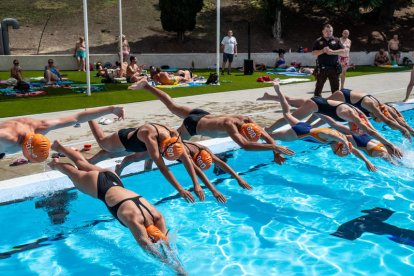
[85,120,205,203]
[0,106,124,162]
[317,113,393,163]
[74,37,86,71]
[149,67,186,85]
[47,141,186,275]
[261,82,402,159]
[260,88,413,140]
[129,79,295,165]
[269,82,377,171]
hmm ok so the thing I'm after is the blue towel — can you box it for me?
[266,71,311,77]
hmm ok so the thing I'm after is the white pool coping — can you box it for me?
[0,137,240,204]
[1,102,413,204]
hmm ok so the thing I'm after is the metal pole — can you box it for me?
[216,0,220,84]
[119,0,123,65]
[83,0,91,96]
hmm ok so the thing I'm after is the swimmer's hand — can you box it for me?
[401,129,412,142]
[366,162,377,172]
[213,191,227,203]
[179,189,195,203]
[128,79,149,90]
[194,185,205,201]
[111,106,125,120]
[238,179,252,190]
[385,144,403,158]
[274,145,295,156]
[273,152,286,165]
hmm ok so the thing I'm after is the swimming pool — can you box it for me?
[1,109,414,275]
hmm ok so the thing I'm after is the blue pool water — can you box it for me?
[1,110,414,275]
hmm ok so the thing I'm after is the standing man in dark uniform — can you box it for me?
[312,24,345,97]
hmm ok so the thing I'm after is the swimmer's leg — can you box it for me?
[132,80,192,118]
[88,120,124,152]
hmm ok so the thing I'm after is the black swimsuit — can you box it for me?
[341,89,372,117]
[311,96,347,122]
[97,171,156,227]
[118,124,175,153]
[183,109,211,136]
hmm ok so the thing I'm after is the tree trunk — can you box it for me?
[177,31,185,42]
[271,6,282,42]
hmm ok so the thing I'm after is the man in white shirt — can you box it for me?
[221,30,238,75]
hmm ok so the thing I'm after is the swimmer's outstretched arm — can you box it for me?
[36,106,125,134]
[350,147,377,172]
[210,151,252,190]
[190,161,227,203]
[143,135,196,203]
[348,112,403,158]
[369,105,411,140]
[388,107,414,137]
[179,150,206,202]
[317,114,351,134]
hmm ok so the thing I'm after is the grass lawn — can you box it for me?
[0,66,409,118]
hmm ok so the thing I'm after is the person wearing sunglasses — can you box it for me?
[44,59,62,84]
[10,59,23,82]
[84,120,206,203]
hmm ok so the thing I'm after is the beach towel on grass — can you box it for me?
[31,80,75,87]
[156,82,207,89]
[162,68,179,72]
[0,89,47,97]
[266,71,311,77]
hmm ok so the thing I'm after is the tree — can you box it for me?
[294,0,413,23]
[159,0,204,42]
[262,0,284,41]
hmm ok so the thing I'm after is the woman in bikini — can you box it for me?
[74,37,86,71]
[86,120,209,203]
[48,141,186,275]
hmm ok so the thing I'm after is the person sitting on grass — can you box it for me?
[85,120,225,203]
[48,141,187,275]
[44,59,62,84]
[129,79,295,165]
[0,106,125,162]
[374,49,390,66]
[10,59,23,82]
[275,50,288,68]
[126,56,146,83]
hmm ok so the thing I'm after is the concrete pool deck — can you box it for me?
[0,70,412,181]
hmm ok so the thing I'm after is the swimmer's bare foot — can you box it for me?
[128,79,149,90]
[47,158,60,170]
[257,92,278,101]
[51,140,62,152]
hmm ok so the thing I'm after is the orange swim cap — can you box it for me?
[160,137,184,161]
[193,149,213,170]
[240,123,261,142]
[146,225,167,243]
[331,141,353,157]
[22,133,51,163]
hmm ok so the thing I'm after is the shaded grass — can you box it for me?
[0,66,409,118]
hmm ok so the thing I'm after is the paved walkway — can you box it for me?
[0,71,411,180]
